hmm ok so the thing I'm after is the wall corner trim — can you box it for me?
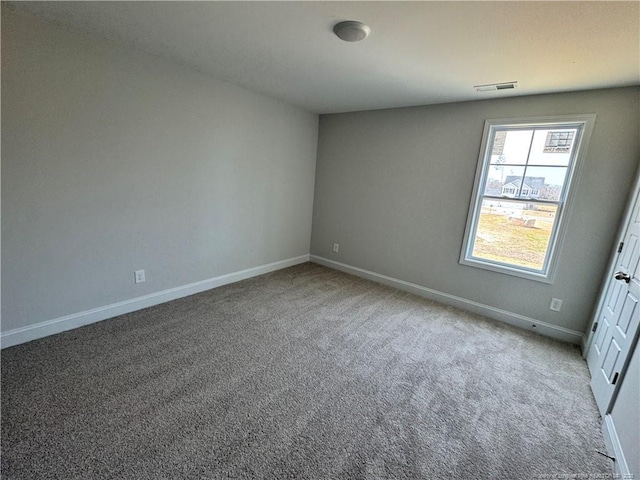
[310,255,583,344]
[1,254,310,349]
[602,414,630,478]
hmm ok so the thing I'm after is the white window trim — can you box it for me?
[459,114,596,284]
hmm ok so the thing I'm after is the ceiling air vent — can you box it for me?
[474,81,518,92]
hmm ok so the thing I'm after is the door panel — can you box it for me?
[600,338,621,381]
[594,318,609,354]
[616,292,637,334]
[605,281,624,317]
[619,232,638,270]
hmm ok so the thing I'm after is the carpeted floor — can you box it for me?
[2,262,611,479]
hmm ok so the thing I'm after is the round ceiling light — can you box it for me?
[333,21,371,42]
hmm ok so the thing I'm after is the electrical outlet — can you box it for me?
[135,270,146,284]
[332,243,339,253]
[549,298,563,312]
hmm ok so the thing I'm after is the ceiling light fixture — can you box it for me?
[333,21,371,42]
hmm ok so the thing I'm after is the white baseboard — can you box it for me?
[602,414,629,477]
[310,255,584,345]
[1,254,310,349]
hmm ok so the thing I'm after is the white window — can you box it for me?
[460,115,595,283]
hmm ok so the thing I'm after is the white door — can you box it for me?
[586,182,640,415]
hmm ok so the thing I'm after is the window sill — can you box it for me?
[459,256,555,284]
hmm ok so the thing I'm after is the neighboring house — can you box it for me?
[500,176,545,198]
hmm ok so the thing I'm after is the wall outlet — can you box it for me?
[332,243,339,253]
[549,298,563,312]
[134,270,146,284]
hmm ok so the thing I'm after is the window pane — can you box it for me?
[484,166,526,197]
[489,130,533,165]
[472,199,558,271]
[527,129,577,166]
[519,166,568,201]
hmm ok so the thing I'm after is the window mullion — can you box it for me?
[480,195,560,207]
[518,129,536,199]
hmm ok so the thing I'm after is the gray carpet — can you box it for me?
[2,263,611,479]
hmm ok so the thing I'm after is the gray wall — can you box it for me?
[610,345,639,477]
[311,88,639,334]
[1,10,318,332]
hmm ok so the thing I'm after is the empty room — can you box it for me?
[2,2,639,479]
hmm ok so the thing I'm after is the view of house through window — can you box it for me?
[461,116,594,281]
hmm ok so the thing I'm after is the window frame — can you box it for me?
[459,114,596,283]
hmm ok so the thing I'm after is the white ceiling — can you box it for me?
[10,1,640,114]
